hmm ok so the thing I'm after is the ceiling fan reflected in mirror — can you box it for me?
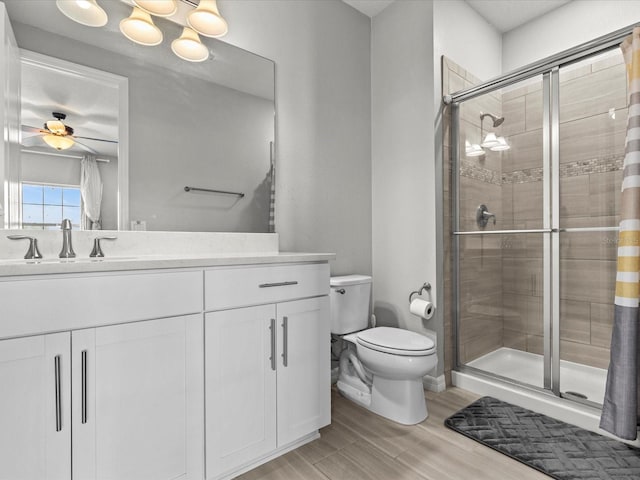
[21,112,118,154]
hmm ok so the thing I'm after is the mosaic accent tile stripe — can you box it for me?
[460,154,624,185]
[459,159,502,185]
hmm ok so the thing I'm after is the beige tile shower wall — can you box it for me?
[500,52,625,370]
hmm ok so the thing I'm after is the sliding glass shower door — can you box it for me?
[557,50,626,404]
[452,47,625,407]
[455,73,548,390]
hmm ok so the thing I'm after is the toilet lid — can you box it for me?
[356,327,435,356]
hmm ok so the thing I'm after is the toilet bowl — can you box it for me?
[331,275,438,425]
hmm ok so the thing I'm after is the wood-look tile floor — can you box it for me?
[236,387,550,480]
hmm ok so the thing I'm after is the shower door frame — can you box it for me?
[448,24,637,408]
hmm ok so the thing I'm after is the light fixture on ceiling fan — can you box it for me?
[54,0,228,62]
[22,112,118,154]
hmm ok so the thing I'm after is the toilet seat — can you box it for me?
[356,327,435,357]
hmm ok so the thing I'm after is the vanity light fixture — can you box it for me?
[465,140,485,157]
[119,7,163,46]
[171,27,210,62]
[56,0,229,62]
[43,134,75,151]
[55,0,108,27]
[187,0,228,38]
[480,132,500,148]
[491,136,510,151]
[133,0,178,17]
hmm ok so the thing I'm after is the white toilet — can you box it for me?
[331,275,437,425]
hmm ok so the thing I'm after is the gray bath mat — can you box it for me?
[444,396,640,480]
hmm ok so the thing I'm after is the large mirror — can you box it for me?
[1,0,275,233]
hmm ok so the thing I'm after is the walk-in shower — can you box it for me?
[444,25,635,439]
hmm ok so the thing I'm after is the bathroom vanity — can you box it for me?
[0,251,333,480]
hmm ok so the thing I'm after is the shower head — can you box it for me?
[480,112,504,127]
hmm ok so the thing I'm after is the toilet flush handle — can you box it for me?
[336,289,346,294]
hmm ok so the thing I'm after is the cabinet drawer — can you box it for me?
[0,270,203,339]
[205,263,329,310]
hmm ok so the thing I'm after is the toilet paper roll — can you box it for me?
[410,298,435,320]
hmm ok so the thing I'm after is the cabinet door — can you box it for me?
[205,305,277,479]
[72,315,204,480]
[277,297,331,446]
[0,333,71,480]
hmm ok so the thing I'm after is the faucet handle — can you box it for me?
[7,235,43,259]
[90,236,117,258]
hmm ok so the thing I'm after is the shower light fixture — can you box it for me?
[56,0,228,62]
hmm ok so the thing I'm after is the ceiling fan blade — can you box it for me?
[21,135,44,147]
[73,135,118,144]
[21,125,47,134]
[73,140,99,155]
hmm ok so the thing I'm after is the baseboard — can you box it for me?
[423,374,446,392]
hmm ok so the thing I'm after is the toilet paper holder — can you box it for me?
[408,282,431,304]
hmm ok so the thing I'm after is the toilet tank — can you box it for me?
[330,275,372,334]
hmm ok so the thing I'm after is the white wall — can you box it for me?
[222,0,372,275]
[433,0,502,84]
[371,0,501,379]
[503,0,640,72]
[371,0,437,352]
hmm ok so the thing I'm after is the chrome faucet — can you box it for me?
[7,235,43,259]
[59,219,76,258]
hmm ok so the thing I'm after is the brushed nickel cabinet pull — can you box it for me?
[269,319,276,371]
[282,316,289,367]
[81,350,88,424]
[259,281,298,288]
[54,355,62,432]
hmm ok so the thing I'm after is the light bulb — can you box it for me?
[187,0,228,38]
[133,0,178,17]
[43,134,75,151]
[465,143,485,157]
[490,137,510,151]
[46,119,67,135]
[120,7,163,46]
[172,28,210,62]
[481,132,500,148]
[56,0,108,27]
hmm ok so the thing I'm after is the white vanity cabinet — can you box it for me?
[204,263,331,480]
[0,256,332,480]
[0,270,205,480]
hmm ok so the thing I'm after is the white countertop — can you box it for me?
[0,252,336,277]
